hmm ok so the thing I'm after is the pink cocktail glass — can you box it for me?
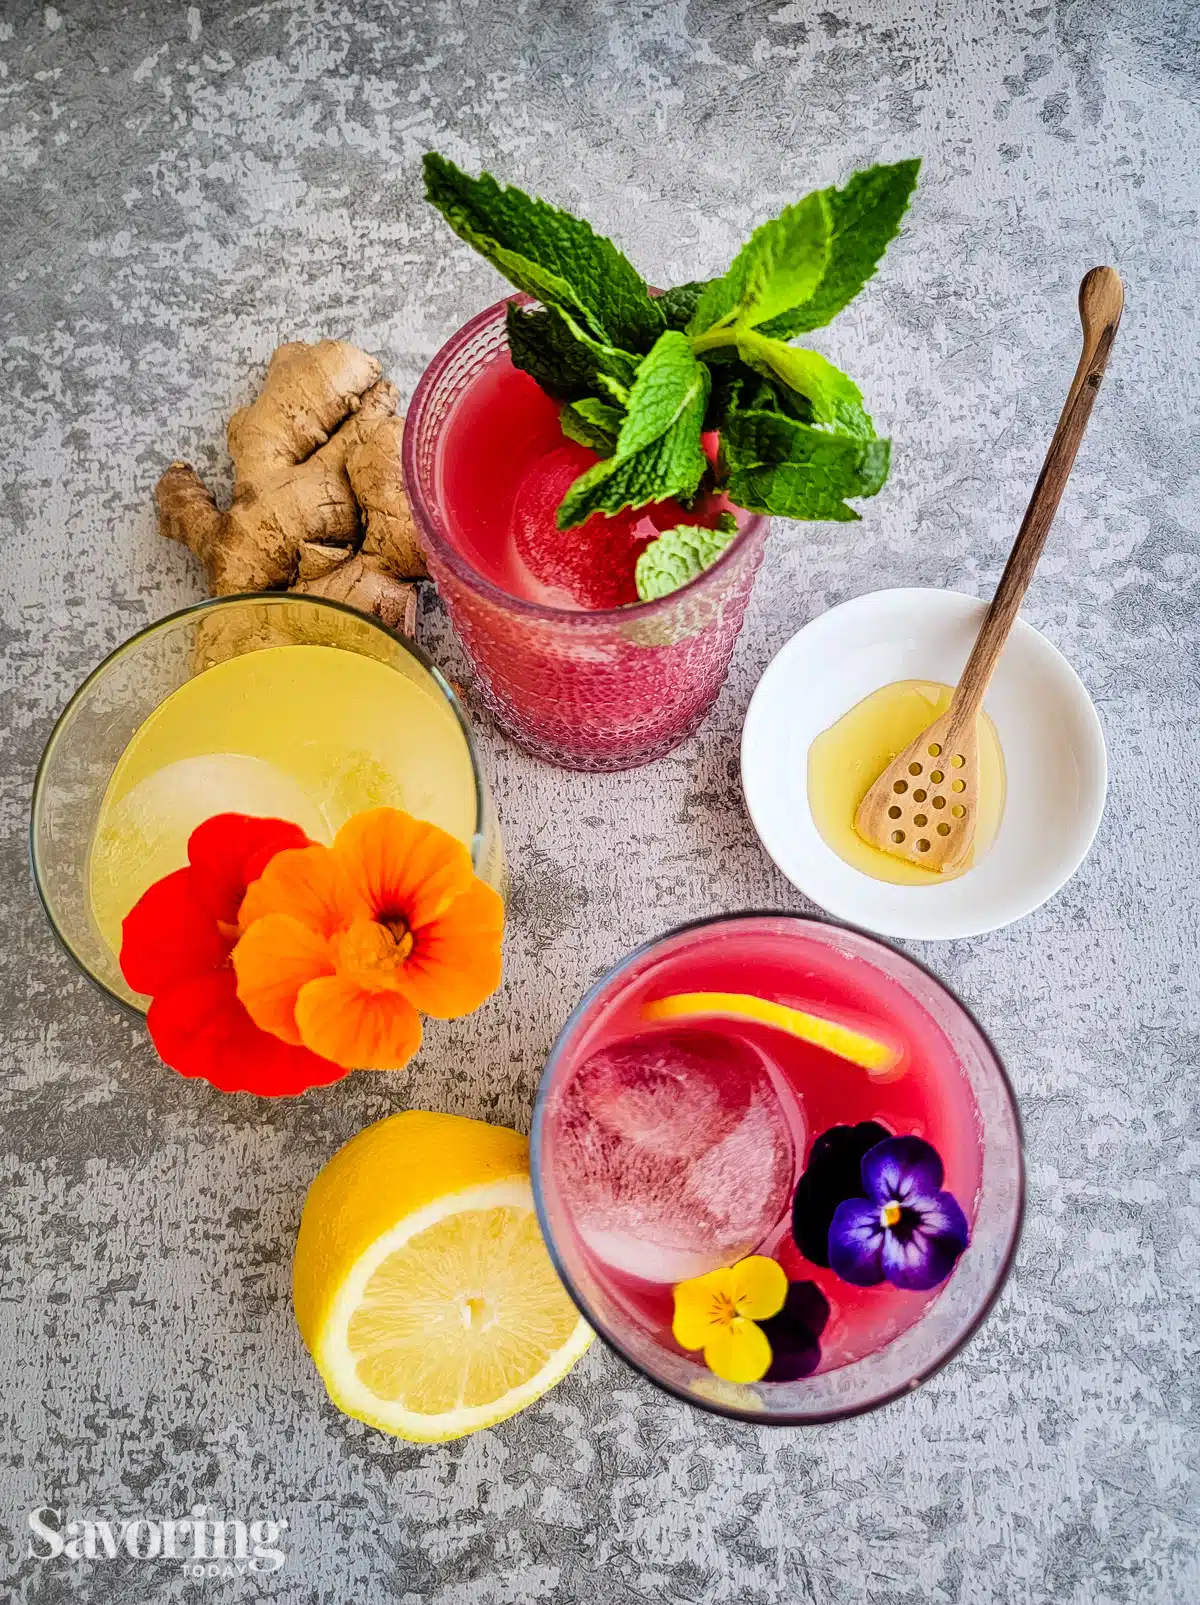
[532,913,1023,1423]
[403,298,770,771]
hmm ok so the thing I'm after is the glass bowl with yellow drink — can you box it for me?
[32,594,503,1010]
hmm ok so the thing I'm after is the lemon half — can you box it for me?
[293,1111,592,1442]
[642,991,899,1076]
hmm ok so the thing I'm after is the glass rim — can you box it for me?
[29,590,491,1014]
[530,908,1026,1427]
[402,292,770,626]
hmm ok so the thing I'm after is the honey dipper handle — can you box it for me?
[947,266,1124,737]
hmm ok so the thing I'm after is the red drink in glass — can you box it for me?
[403,298,770,771]
[532,915,1023,1423]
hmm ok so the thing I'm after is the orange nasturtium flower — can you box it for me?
[671,1256,788,1385]
[231,808,504,1071]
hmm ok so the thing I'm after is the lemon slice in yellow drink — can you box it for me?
[293,1111,592,1442]
[642,991,899,1076]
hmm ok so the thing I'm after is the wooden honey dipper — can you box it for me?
[855,266,1123,873]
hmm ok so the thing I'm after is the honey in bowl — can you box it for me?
[807,680,1006,886]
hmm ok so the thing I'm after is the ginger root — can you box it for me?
[156,340,426,632]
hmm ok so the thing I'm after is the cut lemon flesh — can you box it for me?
[642,990,899,1076]
[294,1112,592,1442]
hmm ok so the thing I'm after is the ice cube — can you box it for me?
[510,444,649,610]
[551,1029,797,1284]
[89,753,331,955]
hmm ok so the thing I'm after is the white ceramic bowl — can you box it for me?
[741,588,1107,940]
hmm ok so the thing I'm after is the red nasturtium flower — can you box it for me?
[119,814,347,1096]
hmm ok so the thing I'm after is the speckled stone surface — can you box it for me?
[2,2,1198,1600]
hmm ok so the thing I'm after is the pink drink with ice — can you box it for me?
[403,303,770,770]
[539,917,985,1376]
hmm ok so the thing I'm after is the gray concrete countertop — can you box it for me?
[1,2,1197,1601]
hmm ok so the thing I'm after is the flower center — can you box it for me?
[335,918,413,992]
[881,1201,903,1229]
[381,915,414,961]
[712,1290,739,1327]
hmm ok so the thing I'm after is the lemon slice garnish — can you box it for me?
[642,991,899,1076]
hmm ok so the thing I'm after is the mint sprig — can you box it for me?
[426,153,919,593]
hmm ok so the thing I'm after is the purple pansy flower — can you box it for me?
[828,1136,969,1292]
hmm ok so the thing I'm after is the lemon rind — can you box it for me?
[320,1317,594,1443]
[642,990,899,1074]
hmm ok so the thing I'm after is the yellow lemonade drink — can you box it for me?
[89,643,483,955]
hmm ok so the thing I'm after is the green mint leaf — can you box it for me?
[704,360,755,430]
[688,191,831,336]
[610,334,709,456]
[634,513,739,601]
[736,329,875,439]
[758,159,920,338]
[724,406,890,521]
[657,281,707,331]
[424,153,663,351]
[747,372,817,423]
[560,398,623,454]
[711,365,815,428]
[505,303,638,404]
[556,332,711,529]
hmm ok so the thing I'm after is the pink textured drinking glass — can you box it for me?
[403,297,771,771]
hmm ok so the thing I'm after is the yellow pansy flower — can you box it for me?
[671,1256,788,1384]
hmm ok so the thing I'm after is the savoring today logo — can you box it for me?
[28,1505,288,1577]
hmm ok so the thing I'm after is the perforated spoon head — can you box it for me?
[854,710,980,873]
